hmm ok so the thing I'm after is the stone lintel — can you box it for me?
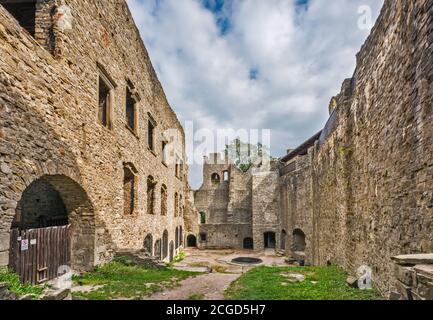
[391,254,433,266]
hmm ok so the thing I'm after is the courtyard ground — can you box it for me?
[70,248,379,300]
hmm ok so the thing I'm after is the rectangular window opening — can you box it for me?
[125,87,136,133]
[1,0,37,37]
[148,116,156,151]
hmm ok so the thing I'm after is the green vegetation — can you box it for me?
[72,259,200,300]
[188,293,205,300]
[225,266,380,300]
[0,267,45,300]
[173,249,186,264]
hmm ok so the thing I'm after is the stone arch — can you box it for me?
[154,239,161,260]
[169,241,174,262]
[10,174,95,272]
[187,234,197,247]
[243,237,254,250]
[211,173,220,185]
[175,227,179,249]
[162,230,168,259]
[281,230,287,250]
[143,234,153,256]
[292,229,306,252]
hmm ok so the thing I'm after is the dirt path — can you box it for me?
[145,272,241,300]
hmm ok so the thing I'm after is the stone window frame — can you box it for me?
[211,173,221,185]
[123,162,139,216]
[174,192,179,217]
[199,233,207,242]
[200,212,206,224]
[147,113,157,154]
[124,79,140,137]
[160,184,168,216]
[179,194,183,217]
[223,170,229,181]
[147,175,157,215]
[97,63,116,130]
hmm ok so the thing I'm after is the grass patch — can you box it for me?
[0,267,45,300]
[188,293,205,300]
[72,260,200,300]
[225,266,380,300]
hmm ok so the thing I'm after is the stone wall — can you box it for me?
[391,254,433,300]
[280,0,433,296]
[0,0,187,269]
[194,153,254,249]
[252,170,280,251]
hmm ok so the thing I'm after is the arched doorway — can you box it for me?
[169,241,174,262]
[292,229,306,252]
[9,175,95,284]
[162,230,168,259]
[154,239,161,260]
[187,234,197,247]
[280,230,287,250]
[143,234,153,256]
[264,232,276,249]
[243,238,254,250]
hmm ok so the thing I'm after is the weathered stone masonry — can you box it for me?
[194,153,280,251]
[280,0,433,296]
[0,0,188,271]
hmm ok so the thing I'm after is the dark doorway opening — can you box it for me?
[243,237,254,250]
[154,239,161,260]
[9,175,95,284]
[292,229,306,252]
[264,232,276,249]
[143,234,153,256]
[187,235,197,247]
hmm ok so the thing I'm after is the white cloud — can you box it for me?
[127,0,384,188]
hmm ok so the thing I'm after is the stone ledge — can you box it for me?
[414,265,433,278]
[391,254,433,266]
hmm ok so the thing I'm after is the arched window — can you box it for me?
[179,194,183,217]
[147,176,156,215]
[179,226,183,246]
[161,185,167,216]
[200,212,206,224]
[211,173,220,185]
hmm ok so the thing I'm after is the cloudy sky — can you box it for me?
[128,0,384,189]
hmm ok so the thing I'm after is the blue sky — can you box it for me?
[128,0,384,188]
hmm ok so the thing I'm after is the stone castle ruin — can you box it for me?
[0,0,432,300]
[194,0,433,298]
[0,0,193,282]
